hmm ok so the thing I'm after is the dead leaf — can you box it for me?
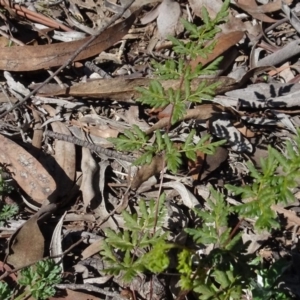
[233,0,291,23]
[188,0,222,19]
[199,146,228,181]
[234,121,257,138]
[82,239,104,259]
[80,148,98,210]
[43,106,76,198]
[131,154,164,190]
[190,31,244,70]
[6,214,44,268]
[146,103,234,135]
[0,10,139,71]
[50,212,66,270]
[187,150,205,180]
[0,134,56,204]
[272,204,300,227]
[162,181,199,208]
[50,289,98,300]
[157,0,181,39]
[0,260,17,282]
[41,76,237,99]
[210,116,253,153]
[236,0,293,13]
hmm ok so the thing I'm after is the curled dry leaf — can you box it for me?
[162,181,199,209]
[50,212,66,270]
[0,134,56,204]
[44,105,76,198]
[0,10,138,71]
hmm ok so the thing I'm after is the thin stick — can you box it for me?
[0,0,135,119]
[56,283,128,300]
[44,130,136,162]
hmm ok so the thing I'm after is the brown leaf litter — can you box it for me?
[2,0,300,298]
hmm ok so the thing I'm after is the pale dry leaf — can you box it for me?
[233,0,279,23]
[272,204,300,227]
[123,106,150,130]
[82,239,104,259]
[73,264,89,279]
[94,161,118,230]
[199,147,228,181]
[188,0,222,19]
[157,0,181,39]
[163,181,199,209]
[79,114,119,138]
[84,276,113,284]
[50,212,66,270]
[140,4,160,24]
[44,105,76,198]
[0,134,56,204]
[210,117,253,153]
[242,230,270,254]
[282,1,300,34]
[4,71,30,100]
[80,148,98,210]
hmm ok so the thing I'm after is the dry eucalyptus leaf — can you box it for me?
[44,105,76,198]
[0,134,56,204]
[232,0,287,23]
[80,148,98,210]
[199,147,228,181]
[188,0,222,19]
[163,181,199,209]
[6,214,44,268]
[131,154,164,190]
[50,212,66,270]
[82,239,105,259]
[39,76,237,99]
[190,31,244,70]
[0,10,138,71]
[210,117,253,153]
[157,0,181,39]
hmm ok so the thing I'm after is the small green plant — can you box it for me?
[0,259,62,300]
[0,169,12,194]
[226,130,300,230]
[0,282,14,300]
[0,168,17,226]
[104,0,296,299]
[250,257,292,300]
[0,203,18,226]
[100,193,172,283]
[176,187,293,299]
[111,125,224,173]
[109,0,230,173]
[177,188,251,299]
